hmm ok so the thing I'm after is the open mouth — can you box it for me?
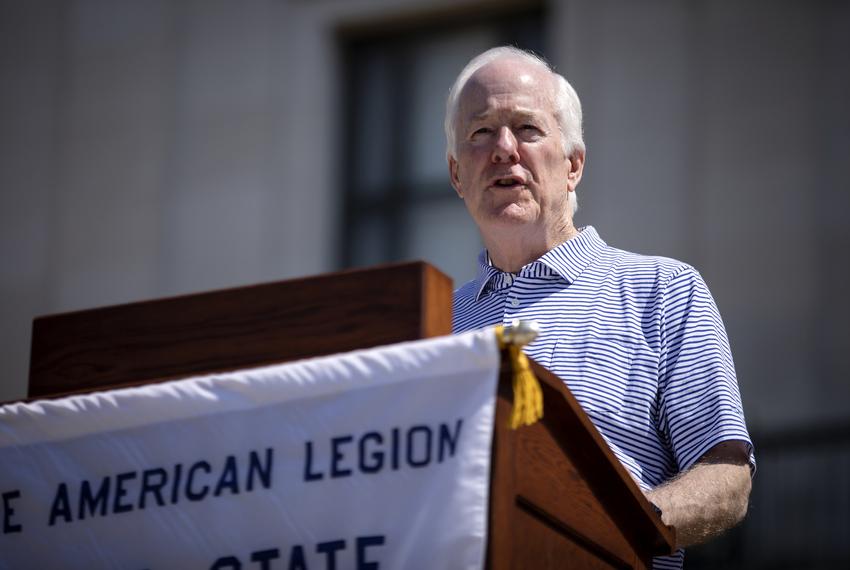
[491,176,525,189]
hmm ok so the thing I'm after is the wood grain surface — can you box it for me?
[486,353,676,569]
[28,261,452,399]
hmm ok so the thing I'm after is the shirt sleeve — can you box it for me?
[656,265,755,474]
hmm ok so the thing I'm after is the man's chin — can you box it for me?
[488,203,536,224]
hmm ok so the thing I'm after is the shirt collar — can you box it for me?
[537,226,607,283]
[472,226,607,301]
[472,252,504,301]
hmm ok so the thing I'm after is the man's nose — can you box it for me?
[491,127,519,164]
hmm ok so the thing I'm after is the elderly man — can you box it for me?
[448,47,753,568]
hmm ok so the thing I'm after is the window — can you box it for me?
[339,8,545,286]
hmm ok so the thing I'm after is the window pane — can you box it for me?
[350,215,389,267]
[405,200,482,287]
[408,28,497,188]
[352,48,393,197]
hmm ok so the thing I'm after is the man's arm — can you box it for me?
[645,440,752,549]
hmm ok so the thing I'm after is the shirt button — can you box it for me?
[509,297,520,307]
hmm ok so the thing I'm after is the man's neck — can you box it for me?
[483,222,579,273]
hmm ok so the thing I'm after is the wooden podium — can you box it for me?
[27,261,674,568]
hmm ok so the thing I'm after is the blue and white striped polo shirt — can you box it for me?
[453,226,753,569]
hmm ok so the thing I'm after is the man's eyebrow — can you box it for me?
[468,108,542,122]
[468,110,493,122]
[514,110,544,122]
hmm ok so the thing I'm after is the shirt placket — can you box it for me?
[502,272,522,325]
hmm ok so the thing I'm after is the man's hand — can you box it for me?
[645,440,752,549]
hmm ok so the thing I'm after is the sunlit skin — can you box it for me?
[448,57,585,272]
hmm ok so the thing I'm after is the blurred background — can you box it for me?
[1,0,848,566]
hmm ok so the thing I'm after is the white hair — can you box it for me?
[444,46,584,214]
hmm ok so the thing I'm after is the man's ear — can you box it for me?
[448,155,463,198]
[567,149,585,192]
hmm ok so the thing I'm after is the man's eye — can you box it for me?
[518,125,544,140]
[472,127,492,136]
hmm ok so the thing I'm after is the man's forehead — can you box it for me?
[457,58,555,116]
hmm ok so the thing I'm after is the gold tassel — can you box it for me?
[495,325,544,429]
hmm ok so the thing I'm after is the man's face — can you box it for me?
[449,58,583,238]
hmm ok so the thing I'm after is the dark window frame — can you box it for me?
[337,5,547,269]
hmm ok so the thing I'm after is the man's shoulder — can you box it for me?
[598,244,699,288]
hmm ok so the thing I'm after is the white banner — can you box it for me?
[0,329,499,570]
